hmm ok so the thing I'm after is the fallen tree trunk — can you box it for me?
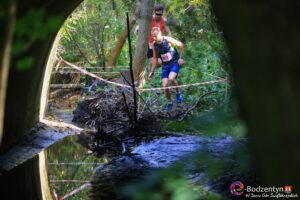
[50,84,84,89]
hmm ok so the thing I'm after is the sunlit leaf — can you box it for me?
[16,57,34,71]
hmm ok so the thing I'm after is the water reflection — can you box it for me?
[47,135,103,199]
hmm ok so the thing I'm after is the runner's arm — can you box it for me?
[165,37,184,58]
[151,47,158,72]
[165,25,172,37]
[148,47,157,80]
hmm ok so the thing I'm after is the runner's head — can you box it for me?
[151,27,162,42]
[154,4,164,20]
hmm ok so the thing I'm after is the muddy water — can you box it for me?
[90,135,239,200]
[49,109,74,123]
[45,89,249,199]
[46,131,240,199]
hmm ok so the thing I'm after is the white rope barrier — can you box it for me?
[59,58,228,92]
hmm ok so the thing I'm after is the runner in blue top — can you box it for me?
[149,27,184,112]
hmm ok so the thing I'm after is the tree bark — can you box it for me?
[50,84,84,89]
[106,5,139,71]
[92,24,102,67]
[132,0,154,83]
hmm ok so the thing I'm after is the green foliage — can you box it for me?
[16,57,34,71]
[139,0,230,112]
[166,0,229,74]
[58,0,230,96]
[121,163,221,200]
[189,111,244,135]
[15,8,62,42]
[12,8,62,71]
[16,9,46,39]
[0,5,5,19]
[166,107,247,139]
[58,0,134,68]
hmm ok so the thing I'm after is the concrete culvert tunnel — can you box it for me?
[0,0,83,199]
[1,0,300,199]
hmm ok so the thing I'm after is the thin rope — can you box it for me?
[141,79,226,91]
[53,71,120,74]
[59,58,227,92]
[60,66,128,69]
[60,58,132,89]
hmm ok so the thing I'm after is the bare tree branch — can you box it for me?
[179,91,218,121]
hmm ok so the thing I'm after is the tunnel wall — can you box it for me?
[0,1,82,199]
[0,155,43,199]
[0,150,51,200]
[0,0,82,154]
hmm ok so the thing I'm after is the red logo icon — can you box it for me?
[284,185,292,194]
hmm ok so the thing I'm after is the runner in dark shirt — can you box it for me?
[149,27,184,112]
